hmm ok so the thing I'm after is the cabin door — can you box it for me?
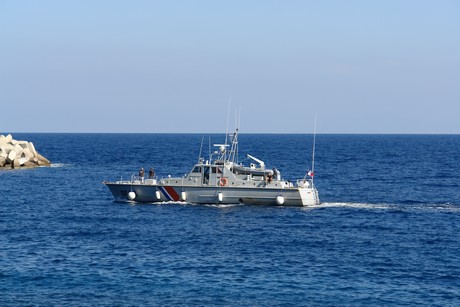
[202,166,210,185]
[209,166,223,186]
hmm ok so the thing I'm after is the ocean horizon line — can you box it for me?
[2,131,460,136]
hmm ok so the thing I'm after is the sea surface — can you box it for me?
[1,133,460,306]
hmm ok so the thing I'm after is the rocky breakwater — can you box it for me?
[0,134,51,169]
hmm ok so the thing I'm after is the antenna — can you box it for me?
[238,106,242,162]
[208,136,211,163]
[224,97,231,158]
[311,112,317,184]
[237,106,241,131]
[304,112,317,182]
[198,136,204,162]
[235,109,238,132]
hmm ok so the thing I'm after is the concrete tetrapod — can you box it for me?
[0,134,51,169]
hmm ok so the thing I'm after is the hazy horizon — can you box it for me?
[2,131,459,136]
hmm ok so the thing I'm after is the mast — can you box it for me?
[304,113,317,183]
[237,106,241,163]
[224,98,231,162]
[208,136,211,163]
[198,136,205,162]
[311,112,317,185]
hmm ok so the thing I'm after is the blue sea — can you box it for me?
[1,133,460,306]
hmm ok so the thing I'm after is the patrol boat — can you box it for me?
[103,129,320,206]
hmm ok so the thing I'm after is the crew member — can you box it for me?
[139,167,145,183]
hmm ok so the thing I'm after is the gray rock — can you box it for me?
[37,153,51,166]
[27,142,38,157]
[6,150,16,164]
[0,134,51,169]
[5,134,12,143]
[12,159,20,169]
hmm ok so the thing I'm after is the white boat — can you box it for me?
[103,129,320,206]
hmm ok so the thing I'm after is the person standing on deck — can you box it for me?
[139,167,145,183]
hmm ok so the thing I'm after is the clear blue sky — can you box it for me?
[1,0,459,133]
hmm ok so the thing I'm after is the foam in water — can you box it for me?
[50,163,70,168]
[318,202,393,209]
[204,203,244,208]
[308,202,460,212]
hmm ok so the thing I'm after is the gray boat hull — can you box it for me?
[105,182,319,206]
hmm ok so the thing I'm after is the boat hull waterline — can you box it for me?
[105,179,319,206]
